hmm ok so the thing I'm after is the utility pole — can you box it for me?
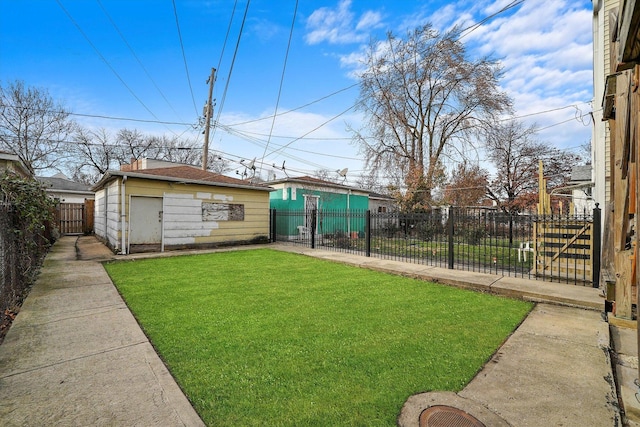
[202,67,216,170]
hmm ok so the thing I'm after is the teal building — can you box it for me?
[267,176,369,239]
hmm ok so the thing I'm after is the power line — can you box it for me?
[216,123,361,161]
[225,83,359,127]
[216,0,239,73]
[265,103,357,159]
[172,0,198,117]
[459,0,525,39]
[55,0,163,122]
[0,102,197,126]
[235,0,529,164]
[67,111,194,126]
[96,0,184,122]
[260,0,299,176]
[211,0,252,141]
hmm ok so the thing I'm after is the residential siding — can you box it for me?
[123,178,270,249]
[106,181,122,252]
[94,191,105,238]
[604,0,616,204]
[94,180,122,252]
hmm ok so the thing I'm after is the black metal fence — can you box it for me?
[270,206,601,287]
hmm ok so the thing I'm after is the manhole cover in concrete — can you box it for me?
[419,405,486,427]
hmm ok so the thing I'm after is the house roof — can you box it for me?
[266,175,366,193]
[368,191,395,201]
[570,165,592,183]
[0,151,31,177]
[92,165,272,192]
[37,175,93,194]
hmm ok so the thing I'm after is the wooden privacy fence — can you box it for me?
[54,199,94,235]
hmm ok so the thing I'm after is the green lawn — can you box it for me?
[105,249,532,426]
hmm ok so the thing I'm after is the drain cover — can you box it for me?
[419,405,486,427]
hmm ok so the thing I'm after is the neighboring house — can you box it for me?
[368,191,399,232]
[36,173,94,204]
[0,152,31,179]
[267,176,370,238]
[36,173,95,235]
[91,165,272,254]
[547,165,595,215]
[368,192,397,214]
[568,165,595,215]
[595,1,640,326]
[592,0,617,211]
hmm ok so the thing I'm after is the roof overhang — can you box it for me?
[45,188,95,196]
[91,170,273,193]
[0,152,31,178]
[266,177,367,195]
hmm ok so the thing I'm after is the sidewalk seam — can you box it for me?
[10,304,128,329]
[0,340,149,380]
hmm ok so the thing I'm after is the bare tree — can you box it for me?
[352,24,511,207]
[67,125,232,183]
[154,135,200,165]
[115,128,156,165]
[69,127,119,183]
[313,169,341,184]
[485,120,580,213]
[0,80,76,174]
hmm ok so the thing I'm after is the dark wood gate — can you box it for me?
[55,200,94,235]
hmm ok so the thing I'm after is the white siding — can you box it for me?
[94,190,106,238]
[162,193,220,246]
[106,180,121,251]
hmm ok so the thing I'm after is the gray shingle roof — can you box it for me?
[36,176,92,192]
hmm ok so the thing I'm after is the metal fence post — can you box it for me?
[311,209,316,249]
[270,209,276,243]
[592,203,601,289]
[448,206,455,269]
[365,210,371,257]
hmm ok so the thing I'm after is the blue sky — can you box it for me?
[0,0,593,182]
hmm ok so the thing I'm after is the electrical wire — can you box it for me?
[55,0,163,123]
[459,0,525,39]
[225,83,359,127]
[265,104,357,159]
[96,0,184,122]
[172,0,199,117]
[216,0,238,73]
[259,0,299,176]
[211,0,252,142]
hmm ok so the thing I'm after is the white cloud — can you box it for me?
[305,0,383,45]
[303,0,594,169]
[356,10,383,32]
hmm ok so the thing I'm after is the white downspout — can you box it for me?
[121,175,127,254]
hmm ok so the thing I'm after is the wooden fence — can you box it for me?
[533,217,595,285]
[54,200,94,235]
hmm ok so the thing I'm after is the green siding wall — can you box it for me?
[269,187,369,237]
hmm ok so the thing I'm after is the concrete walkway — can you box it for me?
[0,236,204,426]
[0,236,622,426]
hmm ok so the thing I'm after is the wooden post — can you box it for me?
[202,67,216,170]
